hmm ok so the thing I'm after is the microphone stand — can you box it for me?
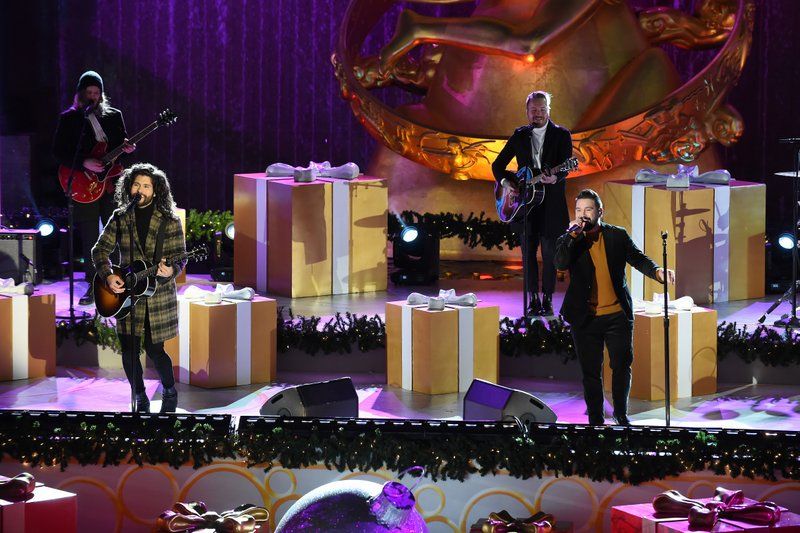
[661,230,671,427]
[774,139,800,328]
[59,108,93,323]
[126,205,140,413]
[522,170,531,323]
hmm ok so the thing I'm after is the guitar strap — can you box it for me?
[87,113,109,142]
[153,217,168,266]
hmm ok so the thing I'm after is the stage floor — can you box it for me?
[4,264,799,430]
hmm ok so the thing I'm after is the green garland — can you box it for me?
[185,208,233,250]
[55,313,800,367]
[277,309,385,355]
[186,209,517,251]
[0,412,235,471]
[5,411,795,484]
[388,210,519,250]
[717,321,800,366]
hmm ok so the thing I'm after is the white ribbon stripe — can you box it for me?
[331,180,351,295]
[11,295,29,380]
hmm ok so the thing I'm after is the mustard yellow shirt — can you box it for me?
[587,231,623,316]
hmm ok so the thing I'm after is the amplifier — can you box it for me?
[0,229,42,284]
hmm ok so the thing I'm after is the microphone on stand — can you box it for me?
[123,193,142,214]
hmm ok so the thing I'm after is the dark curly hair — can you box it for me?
[114,163,179,219]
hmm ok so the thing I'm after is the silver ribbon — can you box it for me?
[183,283,255,304]
[406,289,478,309]
[635,164,731,188]
[266,160,360,182]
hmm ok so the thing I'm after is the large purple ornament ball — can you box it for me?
[275,479,428,532]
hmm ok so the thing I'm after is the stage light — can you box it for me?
[777,232,796,251]
[400,226,418,243]
[35,218,56,237]
[210,230,234,282]
[391,223,439,285]
[225,222,235,240]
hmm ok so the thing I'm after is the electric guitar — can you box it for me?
[494,157,579,223]
[93,245,207,319]
[58,109,178,204]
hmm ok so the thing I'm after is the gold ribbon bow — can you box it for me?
[156,501,269,533]
[0,473,36,501]
[482,510,553,533]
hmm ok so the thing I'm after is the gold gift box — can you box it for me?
[604,180,765,303]
[386,301,499,395]
[320,176,388,294]
[0,294,56,380]
[603,308,717,401]
[165,296,277,389]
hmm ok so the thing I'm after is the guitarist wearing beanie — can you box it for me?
[53,70,136,305]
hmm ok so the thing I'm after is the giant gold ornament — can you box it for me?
[332,0,754,182]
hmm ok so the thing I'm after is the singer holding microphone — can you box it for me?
[554,189,675,425]
[53,70,136,305]
[92,163,186,412]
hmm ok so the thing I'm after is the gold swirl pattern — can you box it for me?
[10,461,799,532]
[332,0,754,181]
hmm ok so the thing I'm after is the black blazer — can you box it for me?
[53,107,128,169]
[491,120,572,238]
[554,222,660,327]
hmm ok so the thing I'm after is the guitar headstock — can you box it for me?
[562,157,579,173]
[157,109,178,127]
[186,245,208,262]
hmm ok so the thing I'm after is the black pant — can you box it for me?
[118,309,175,394]
[512,217,556,296]
[571,311,633,421]
[74,193,116,281]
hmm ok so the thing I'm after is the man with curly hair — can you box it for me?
[92,163,186,412]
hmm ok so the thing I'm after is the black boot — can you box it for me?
[160,387,178,413]
[539,293,553,316]
[79,286,94,306]
[135,391,150,413]
[527,293,542,318]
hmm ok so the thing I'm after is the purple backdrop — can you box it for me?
[2,1,799,230]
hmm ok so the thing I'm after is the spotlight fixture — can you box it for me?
[400,226,418,243]
[210,230,234,282]
[777,232,796,251]
[224,221,235,240]
[391,220,439,285]
[35,218,56,237]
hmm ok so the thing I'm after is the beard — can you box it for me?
[581,217,598,231]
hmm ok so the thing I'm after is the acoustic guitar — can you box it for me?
[93,245,207,319]
[58,109,178,203]
[494,157,579,223]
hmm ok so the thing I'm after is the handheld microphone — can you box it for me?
[123,193,142,214]
[84,103,96,116]
[567,223,582,234]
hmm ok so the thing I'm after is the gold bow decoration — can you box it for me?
[482,510,553,533]
[0,473,36,501]
[156,501,269,533]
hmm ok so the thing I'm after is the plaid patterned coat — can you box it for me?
[92,207,186,343]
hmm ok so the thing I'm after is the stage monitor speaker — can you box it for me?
[0,229,41,284]
[463,379,557,424]
[260,377,359,418]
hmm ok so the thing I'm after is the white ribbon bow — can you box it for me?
[635,164,731,188]
[0,278,33,296]
[266,160,360,182]
[634,293,695,315]
[183,283,255,304]
[406,289,478,309]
